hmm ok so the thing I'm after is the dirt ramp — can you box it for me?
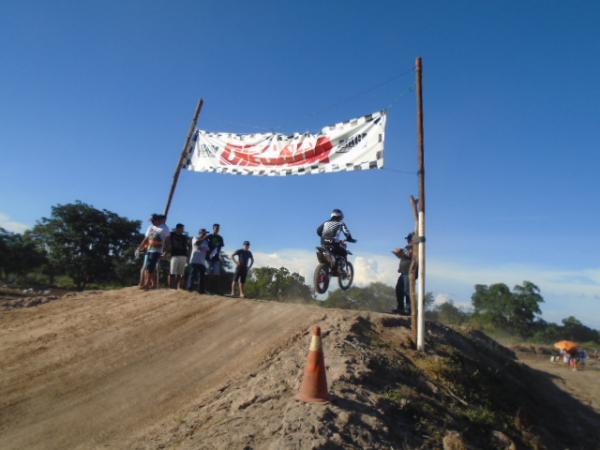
[0,288,331,450]
[2,288,599,450]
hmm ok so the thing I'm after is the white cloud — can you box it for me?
[253,249,315,281]
[0,212,30,233]
[428,260,600,301]
[433,293,471,311]
[252,248,600,328]
[252,249,399,287]
[434,293,450,306]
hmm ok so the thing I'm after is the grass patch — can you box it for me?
[464,406,497,427]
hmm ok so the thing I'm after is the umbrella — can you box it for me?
[554,340,578,352]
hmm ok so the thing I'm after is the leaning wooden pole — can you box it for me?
[415,57,426,351]
[164,98,204,218]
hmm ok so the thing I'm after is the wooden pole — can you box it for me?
[164,98,204,218]
[415,57,426,351]
[409,195,418,344]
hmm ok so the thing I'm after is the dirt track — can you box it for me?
[0,288,344,450]
[3,288,600,450]
[516,352,600,414]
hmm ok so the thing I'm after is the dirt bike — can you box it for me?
[313,240,355,294]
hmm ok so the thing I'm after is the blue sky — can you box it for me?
[1,1,599,327]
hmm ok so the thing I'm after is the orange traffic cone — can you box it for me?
[296,325,329,404]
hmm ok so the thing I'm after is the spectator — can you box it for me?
[187,228,209,293]
[207,223,225,275]
[166,223,189,289]
[230,241,254,298]
[137,214,170,289]
[392,232,414,315]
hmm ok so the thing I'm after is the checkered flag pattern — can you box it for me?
[184,111,387,176]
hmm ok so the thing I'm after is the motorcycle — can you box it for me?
[313,240,355,294]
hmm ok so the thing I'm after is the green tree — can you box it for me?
[245,266,313,301]
[471,281,543,337]
[424,292,435,310]
[322,282,396,312]
[560,316,599,343]
[30,202,143,289]
[432,300,467,325]
[0,227,46,279]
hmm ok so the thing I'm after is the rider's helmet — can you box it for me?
[330,208,344,220]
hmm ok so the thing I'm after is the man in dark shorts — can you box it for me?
[230,241,254,298]
[187,228,209,293]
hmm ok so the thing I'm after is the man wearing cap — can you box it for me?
[392,232,414,315]
[231,241,254,298]
[187,228,209,293]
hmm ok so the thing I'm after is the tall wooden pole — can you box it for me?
[164,98,204,218]
[409,195,419,344]
[416,57,426,351]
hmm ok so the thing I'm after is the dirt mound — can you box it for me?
[1,288,599,449]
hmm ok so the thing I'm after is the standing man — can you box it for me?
[187,228,209,293]
[392,232,414,315]
[137,214,170,290]
[207,223,224,274]
[231,241,254,298]
[207,223,225,293]
[165,223,189,289]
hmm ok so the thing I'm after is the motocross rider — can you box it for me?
[316,209,356,273]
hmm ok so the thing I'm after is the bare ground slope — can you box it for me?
[2,288,599,450]
[0,288,337,449]
[516,352,600,414]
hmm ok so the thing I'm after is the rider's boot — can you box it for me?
[337,258,347,275]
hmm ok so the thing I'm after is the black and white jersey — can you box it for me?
[317,220,352,241]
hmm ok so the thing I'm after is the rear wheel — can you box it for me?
[314,263,330,294]
[338,261,354,290]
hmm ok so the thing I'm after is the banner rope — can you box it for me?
[305,66,415,118]
[382,167,417,175]
[208,67,416,134]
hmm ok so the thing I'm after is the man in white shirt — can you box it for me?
[187,228,209,293]
[137,214,170,289]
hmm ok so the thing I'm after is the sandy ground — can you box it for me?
[0,288,351,450]
[516,352,600,414]
[3,288,600,450]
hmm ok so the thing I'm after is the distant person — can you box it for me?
[230,241,254,298]
[166,223,189,289]
[316,208,356,274]
[187,228,209,293]
[137,214,170,289]
[392,232,414,315]
[207,224,225,275]
[577,349,587,370]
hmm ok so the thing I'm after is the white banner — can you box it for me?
[184,111,386,176]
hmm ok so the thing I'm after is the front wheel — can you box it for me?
[338,261,354,290]
[314,263,330,294]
